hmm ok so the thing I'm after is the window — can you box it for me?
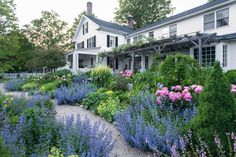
[134,56,141,71]
[133,35,143,43]
[133,37,138,43]
[204,13,215,30]
[217,8,229,28]
[68,54,73,68]
[223,45,227,67]
[145,56,149,69]
[107,57,114,68]
[127,38,131,44]
[149,32,154,38]
[77,41,84,49]
[83,22,89,35]
[169,24,177,37]
[87,36,96,48]
[194,46,216,67]
[107,35,118,48]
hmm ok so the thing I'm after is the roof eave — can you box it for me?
[98,26,131,35]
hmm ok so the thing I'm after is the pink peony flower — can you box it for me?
[156,97,162,105]
[168,92,182,102]
[194,86,203,94]
[172,85,182,91]
[191,85,197,89]
[182,92,192,102]
[231,85,236,94]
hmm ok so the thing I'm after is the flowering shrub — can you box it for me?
[4,79,25,91]
[116,93,196,155]
[120,70,133,77]
[39,80,60,92]
[54,83,96,105]
[57,116,115,156]
[109,75,129,91]
[156,85,203,108]
[21,82,38,91]
[0,94,115,156]
[170,131,236,157]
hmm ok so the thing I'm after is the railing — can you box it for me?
[0,73,45,79]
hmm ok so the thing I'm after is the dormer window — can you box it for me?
[216,8,229,28]
[83,22,89,35]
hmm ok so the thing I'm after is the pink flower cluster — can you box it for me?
[156,85,203,105]
[120,70,133,77]
[231,85,236,94]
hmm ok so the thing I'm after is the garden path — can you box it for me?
[0,83,152,157]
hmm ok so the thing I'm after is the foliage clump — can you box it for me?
[226,69,236,84]
[188,61,236,153]
[90,66,112,88]
[159,54,202,86]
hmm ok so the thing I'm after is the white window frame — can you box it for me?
[169,24,177,37]
[109,36,116,48]
[204,12,215,30]
[216,8,229,28]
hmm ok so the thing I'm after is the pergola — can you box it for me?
[104,32,217,72]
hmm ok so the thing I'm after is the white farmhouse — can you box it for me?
[67,0,236,73]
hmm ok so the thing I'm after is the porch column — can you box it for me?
[72,53,77,73]
[131,52,135,73]
[141,54,145,72]
[96,55,99,66]
[198,38,202,66]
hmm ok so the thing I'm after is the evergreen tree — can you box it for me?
[189,61,236,152]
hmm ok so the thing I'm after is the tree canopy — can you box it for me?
[23,11,70,51]
[115,0,173,29]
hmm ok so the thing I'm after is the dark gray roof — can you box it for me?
[85,15,134,33]
[214,33,236,41]
[130,0,232,35]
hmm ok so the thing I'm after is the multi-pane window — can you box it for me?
[169,24,177,37]
[134,56,141,71]
[83,22,89,35]
[204,13,215,30]
[149,31,154,38]
[107,35,118,47]
[145,56,149,69]
[217,8,229,28]
[127,38,131,44]
[133,35,143,43]
[223,45,227,67]
[87,36,96,48]
[194,46,216,67]
[77,41,84,49]
[133,37,138,43]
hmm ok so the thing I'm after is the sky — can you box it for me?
[14,0,208,27]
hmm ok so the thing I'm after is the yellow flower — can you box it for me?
[106,91,113,95]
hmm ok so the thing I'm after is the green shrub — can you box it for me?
[90,66,112,88]
[159,54,202,86]
[97,97,121,122]
[39,81,60,92]
[133,70,161,93]
[21,82,38,91]
[0,138,11,157]
[226,69,236,84]
[82,91,109,113]
[109,75,129,91]
[188,62,236,153]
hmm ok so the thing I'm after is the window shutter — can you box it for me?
[87,39,89,48]
[83,25,84,35]
[115,37,118,47]
[87,22,89,33]
[107,35,110,47]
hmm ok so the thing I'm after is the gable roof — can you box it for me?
[128,0,235,37]
[85,15,134,34]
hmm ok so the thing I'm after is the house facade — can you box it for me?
[66,0,236,73]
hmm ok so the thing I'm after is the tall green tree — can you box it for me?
[115,0,173,29]
[23,11,70,51]
[188,61,236,153]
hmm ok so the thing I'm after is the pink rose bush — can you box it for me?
[231,85,236,94]
[120,70,133,77]
[156,85,204,106]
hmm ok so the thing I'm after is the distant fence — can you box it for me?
[0,73,45,79]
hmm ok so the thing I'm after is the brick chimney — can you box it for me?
[87,2,93,16]
[128,15,134,29]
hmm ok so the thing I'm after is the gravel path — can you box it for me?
[0,83,152,157]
